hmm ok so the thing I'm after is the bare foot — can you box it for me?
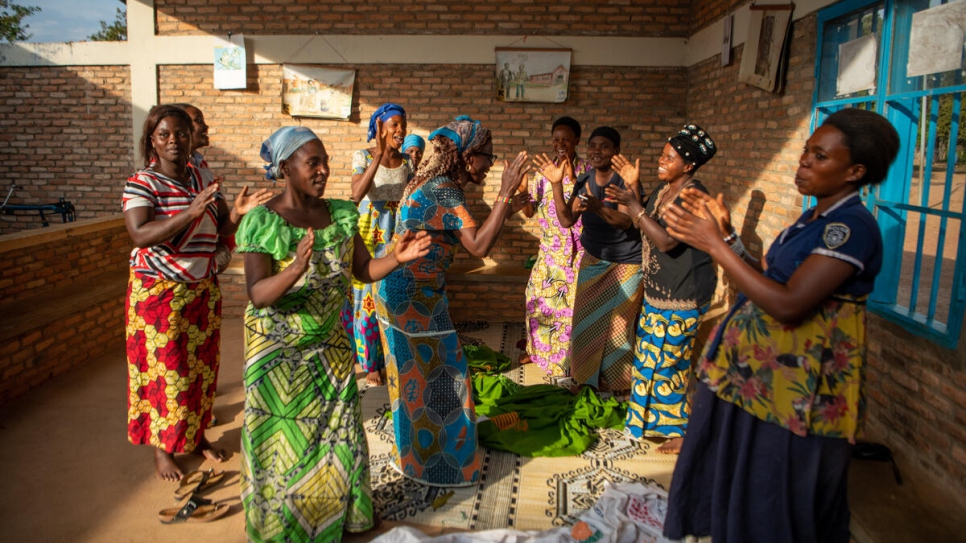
[196,436,227,463]
[657,437,684,455]
[155,448,184,482]
[518,353,532,364]
[366,371,384,386]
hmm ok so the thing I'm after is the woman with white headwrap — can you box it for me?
[237,126,429,542]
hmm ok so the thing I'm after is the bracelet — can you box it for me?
[729,236,747,258]
[722,229,738,245]
[495,195,513,205]
[633,210,647,228]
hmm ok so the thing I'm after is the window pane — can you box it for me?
[890,0,966,94]
[818,4,885,102]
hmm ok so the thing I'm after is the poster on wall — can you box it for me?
[907,1,966,78]
[738,5,793,93]
[282,65,355,119]
[836,34,877,96]
[495,48,571,103]
[213,33,246,90]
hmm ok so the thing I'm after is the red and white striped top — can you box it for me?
[122,166,221,283]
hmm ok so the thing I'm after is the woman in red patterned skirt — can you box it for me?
[123,104,271,481]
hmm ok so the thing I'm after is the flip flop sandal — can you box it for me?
[158,493,229,524]
[174,468,225,500]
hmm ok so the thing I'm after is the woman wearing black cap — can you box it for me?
[605,124,718,454]
[534,126,643,395]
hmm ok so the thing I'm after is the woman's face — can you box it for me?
[383,115,408,150]
[795,125,863,198]
[657,143,691,183]
[282,139,330,199]
[151,115,192,166]
[551,125,579,162]
[587,136,617,170]
[405,146,423,168]
[465,141,496,185]
[182,106,209,152]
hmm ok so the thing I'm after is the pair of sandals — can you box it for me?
[158,469,229,524]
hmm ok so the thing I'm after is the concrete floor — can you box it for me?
[0,318,963,542]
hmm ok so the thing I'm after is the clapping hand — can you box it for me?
[293,228,315,274]
[611,154,641,186]
[678,188,732,235]
[532,153,572,185]
[499,151,532,194]
[663,203,720,253]
[233,185,274,215]
[392,230,432,263]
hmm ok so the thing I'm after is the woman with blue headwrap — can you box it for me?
[341,102,411,387]
[402,133,426,169]
[375,115,531,487]
[237,126,430,542]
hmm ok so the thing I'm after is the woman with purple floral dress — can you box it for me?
[522,117,591,376]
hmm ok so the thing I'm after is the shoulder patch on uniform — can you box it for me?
[823,222,850,249]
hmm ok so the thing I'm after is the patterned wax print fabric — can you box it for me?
[126,271,221,453]
[569,253,643,392]
[524,157,591,376]
[236,202,375,543]
[625,302,707,440]
[375,176,482,487]
[122,167,221,282]
[341,149,412,374]
[699,193,882,442]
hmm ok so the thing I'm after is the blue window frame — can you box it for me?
[815,0,966,348]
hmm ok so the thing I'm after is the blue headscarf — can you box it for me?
[429,115,488,154]
[367,103,407,142]
[260,126,320,181]
[403,134,425,152]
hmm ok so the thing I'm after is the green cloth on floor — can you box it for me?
[463,344,512,374]
[472,374,626,457]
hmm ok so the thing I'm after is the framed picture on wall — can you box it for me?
[282,65,355,119]
[495,48,571,103]
[738,5,793,93]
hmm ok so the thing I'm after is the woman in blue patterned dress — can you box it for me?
[238,126,429,542]
[661,109,900,543]
[375,116,531,487]
[343,103,412,386]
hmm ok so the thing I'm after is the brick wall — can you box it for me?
[155,0,691,37]
[0,217,130,303]
[159,63,687,269]
[689,0,749,35]
[686,12,966,502]
[0,217,129,405]
[0,66,133,235]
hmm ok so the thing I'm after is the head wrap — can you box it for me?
[367,103,407,142]
[260,126,320,181]
[429,115,490,154]
[668,123,716,167]
[403,134,425,152]
[589,126,621,148]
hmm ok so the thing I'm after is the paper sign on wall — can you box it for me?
[214,34,246,90]
[907,1,966,78]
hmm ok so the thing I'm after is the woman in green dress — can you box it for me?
[237,126,429,542]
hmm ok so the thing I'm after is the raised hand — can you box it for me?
[293,227,315,275]
[611,154,641,186]
[375,118,388,156]
[234,186,274,215]
[663,203,720,253]
[679,188,731,234]
[392,230,432,263]
[187,183,220,218]
[500,150,532,194]
[604,184,637,207]
[532,153,567,185]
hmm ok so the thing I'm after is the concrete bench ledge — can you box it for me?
[0,268,128,343]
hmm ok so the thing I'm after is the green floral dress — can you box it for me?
[237,201,374,543]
